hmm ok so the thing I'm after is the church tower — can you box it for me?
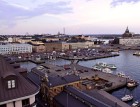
[125,26,129,33]
[122,26,133,38]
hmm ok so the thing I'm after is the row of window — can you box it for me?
[0,50,31,52]
[0,48,31,50]
[0,51,31,54]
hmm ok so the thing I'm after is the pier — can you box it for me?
[33,63,127,92]
[59,53,119,61]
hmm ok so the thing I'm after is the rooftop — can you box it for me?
[0,55,39,104]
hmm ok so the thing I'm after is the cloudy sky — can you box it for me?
[0,0,140,35]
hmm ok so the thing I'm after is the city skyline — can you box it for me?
[0,0,140,35]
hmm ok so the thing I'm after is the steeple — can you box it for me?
[122,26,133,38]
[125,26,129,33]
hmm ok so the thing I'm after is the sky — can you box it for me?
[0,0,140,35]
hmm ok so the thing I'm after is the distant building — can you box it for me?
[120,27,140,46]
[45,41,96,52]
[45,42,69,52]
[0,44,32,55]
[32,44,46,53]
[119,37,140,46]
[0,55,39,107]
[122,27,133,38]
[68,41,95,49]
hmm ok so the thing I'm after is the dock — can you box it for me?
[29,59,45,64]
[59,54,119,61]
[33,63,127,92]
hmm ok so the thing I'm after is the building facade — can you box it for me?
[119,27,140,46]
[68,41,95,49]
[0,44,32,55]
[45,41,95,52]
[32,44,46,53]
[45,42,69,52]
[119,38,140,46]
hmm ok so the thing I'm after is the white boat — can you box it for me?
[92,65,102,71]
[95,62,117,69]
[133,51,140,56]
[106,64,117,69]
[36,66,44,70]
[117,72,126,77]
[102,68,112,73]
[127,80,139,88]
[121,95,133,102]
[96,62,107,68]
[132,101,140,107]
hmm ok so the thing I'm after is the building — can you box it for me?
[122,27,133,38]
[0,55,39,107]
[45,42,69,52]
[29,63,131,107]
[119,27,140,46]
[119,37,140,46]
[28,68,82,107]
[0,44,32,55]
[68,41,95,49]
[54,86,131,107]
[32,44,46,53]
[44,41,95,52]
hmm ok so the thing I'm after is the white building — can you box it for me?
[119,38,140,46]
[0,44,32,55]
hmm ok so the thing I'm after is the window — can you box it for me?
[22,98,30,107]
[8,80,15,89]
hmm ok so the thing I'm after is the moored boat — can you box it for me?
[102,68,112,73]
[93,62,117,70]
[121,94,133,102]
[92,65,102,71]
[127,79,139,88]
[106,64,117,69]
[133,51,140,56]
[36,66,44,70]
[132,101,140,107]
[117,72,126,77]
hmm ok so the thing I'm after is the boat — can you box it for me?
[92,65,102,71]
[127,79,139,88]
[133,51,140,56]
[36,66,44,70]
[132,101,140,107]
[117,72,126,78]
[94,62,117,69]
[102,68,112,73]
[106,64,117,69]
[96,62,107,68]
[121,94,133,102]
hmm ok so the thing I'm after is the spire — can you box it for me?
[125,26,129,33]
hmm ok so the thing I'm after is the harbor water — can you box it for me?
[20,50,140,105]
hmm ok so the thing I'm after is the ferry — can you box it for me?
[121,95,133,102]
[94,62,117,69]
[132,101,140,107]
